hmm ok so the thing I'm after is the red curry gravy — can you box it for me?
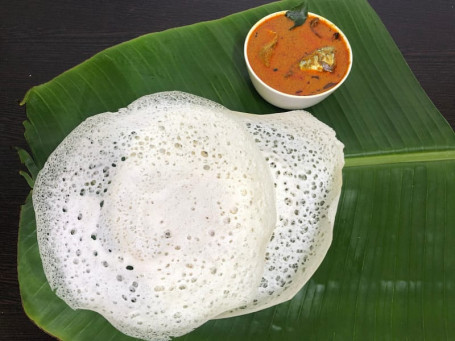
[247,13,351,96]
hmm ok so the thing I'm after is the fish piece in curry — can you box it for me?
[299,46,336,72]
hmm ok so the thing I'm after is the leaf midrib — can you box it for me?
[20,147,455,187]
[344,149,455,168]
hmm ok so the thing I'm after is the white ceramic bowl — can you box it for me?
[244,11,353,109]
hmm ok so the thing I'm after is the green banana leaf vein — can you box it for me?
[18,0,455,340]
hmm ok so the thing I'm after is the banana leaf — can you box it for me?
[18,0,455,340]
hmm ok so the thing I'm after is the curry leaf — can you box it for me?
[285,1,308,29]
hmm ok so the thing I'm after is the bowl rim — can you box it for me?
[244,11,353,100]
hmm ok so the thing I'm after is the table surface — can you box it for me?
[1,1,454,339]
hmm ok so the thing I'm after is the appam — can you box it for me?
[33,91,344,340]
[33,92,276,340]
